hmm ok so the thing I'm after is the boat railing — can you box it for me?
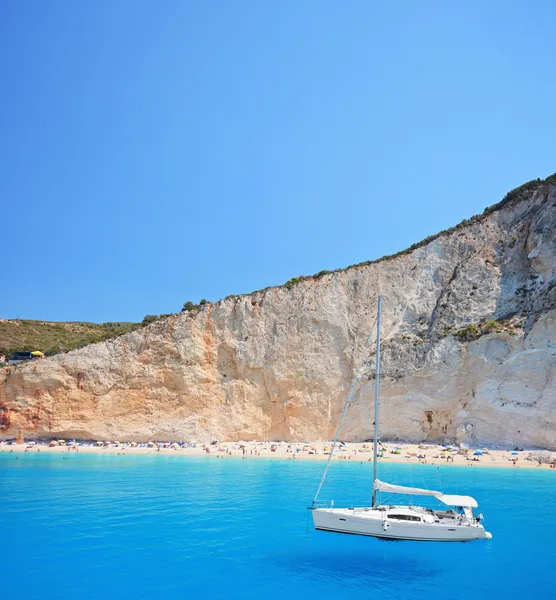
[310,500,374,510]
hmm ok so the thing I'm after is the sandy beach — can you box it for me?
[2,439,556,469]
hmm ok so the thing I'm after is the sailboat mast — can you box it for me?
[371,295,382,507]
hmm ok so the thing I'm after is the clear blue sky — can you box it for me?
[2,1,555,323]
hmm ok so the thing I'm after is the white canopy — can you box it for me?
[374,479,441,497]
[374,480,478,508]
[437,494,478,508]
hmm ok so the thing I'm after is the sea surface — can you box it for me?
[1,452,554,599]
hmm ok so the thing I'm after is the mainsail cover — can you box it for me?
[373,479,441,497]
[373,480,479,508]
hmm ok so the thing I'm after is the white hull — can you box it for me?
[312,507,491,542]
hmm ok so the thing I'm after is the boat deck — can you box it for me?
[318,505,471,526]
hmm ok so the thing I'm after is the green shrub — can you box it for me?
[484,320,500,332]
[441,324,453,337]
[284,276,307,290]
[455,323,478,341]
[455,319,501,342]
[182,301,199,312]
[141,315,159,326]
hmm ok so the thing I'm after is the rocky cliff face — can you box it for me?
[2,182,555,447]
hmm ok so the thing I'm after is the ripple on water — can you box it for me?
[1,454,555,599]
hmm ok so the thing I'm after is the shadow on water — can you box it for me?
[273,545,442,586]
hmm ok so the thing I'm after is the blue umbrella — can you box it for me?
[511,451,519,455]
[473,450,483,456]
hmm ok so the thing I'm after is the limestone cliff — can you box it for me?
[2,180,555,447]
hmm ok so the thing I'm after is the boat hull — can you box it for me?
[312,508,491,542]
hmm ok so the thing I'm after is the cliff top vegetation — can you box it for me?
[0,320,140,360]
[224,172,556,299]
[2,173,554,359]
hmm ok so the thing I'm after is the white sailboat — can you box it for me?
[311,296,492,542]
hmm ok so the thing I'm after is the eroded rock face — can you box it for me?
[1,185,555,447]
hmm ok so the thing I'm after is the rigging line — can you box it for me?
[379,492,397,506]
[376,296,404,343]
[311,317,378,506]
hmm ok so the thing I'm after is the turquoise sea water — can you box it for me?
[1,453,554,599]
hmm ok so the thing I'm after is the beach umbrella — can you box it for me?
[511,451,519,455]
[473,450,483,456]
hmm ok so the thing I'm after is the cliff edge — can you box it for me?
[2,180,555,447]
